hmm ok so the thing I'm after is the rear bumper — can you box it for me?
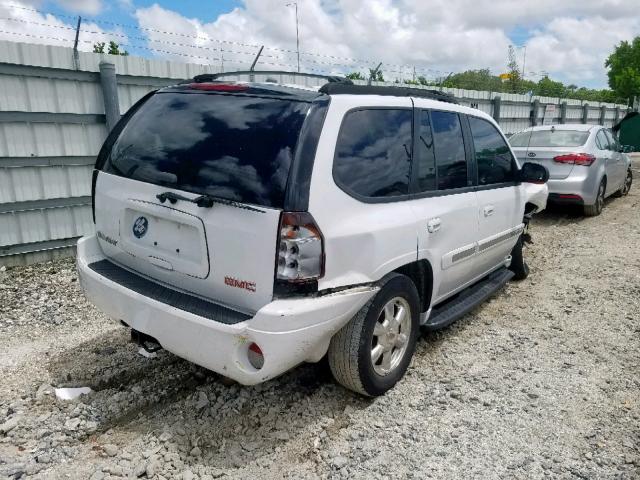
[548,193,584,205]
[547,167,600,205]
[77,235,378,385]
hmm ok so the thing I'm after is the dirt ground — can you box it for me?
[1,160,639,479]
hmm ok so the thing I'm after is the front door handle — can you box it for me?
[483,205,495,217]
[427,217,441,233]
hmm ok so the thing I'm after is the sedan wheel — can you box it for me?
[584,179,605,217]
[621,169,633,196]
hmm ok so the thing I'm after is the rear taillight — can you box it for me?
[553,153,595,166]
[276,212,324,283]
[91,169,99,223]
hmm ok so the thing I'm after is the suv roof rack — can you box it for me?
[192,71,353,85]
[318,83,458,104]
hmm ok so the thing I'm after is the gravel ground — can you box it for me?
[1,165,639,479]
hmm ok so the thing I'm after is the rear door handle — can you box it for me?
[427,218,441,233]
[483,205,495,217]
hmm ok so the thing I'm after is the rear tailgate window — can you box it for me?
[101,92,311,208]
[509,130,590,148]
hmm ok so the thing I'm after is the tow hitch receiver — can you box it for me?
[131,329,163,353]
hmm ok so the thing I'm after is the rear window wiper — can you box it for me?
[156,191,265,213]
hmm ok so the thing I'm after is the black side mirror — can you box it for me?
[519,162,549,184]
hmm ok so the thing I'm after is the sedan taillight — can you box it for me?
[553,153,595,166]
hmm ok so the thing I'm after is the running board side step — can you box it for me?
[422,268,515,331]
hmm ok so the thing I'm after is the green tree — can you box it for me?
[535,76,567,97]
[605,37,640,104]
[368,67,384,82]
[441,69,502,91]
[107,41,129,56]
[506,45,522,93]
[346,72,365,80]
[93,41,129,56]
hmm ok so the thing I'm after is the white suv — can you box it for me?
[77,75,548,396]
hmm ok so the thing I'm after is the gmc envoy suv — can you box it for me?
[77,74,548,396]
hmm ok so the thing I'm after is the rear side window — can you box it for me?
[431,111,467,189]
[468,116,516,185]
[604,130,619,151]
[509,130,590,147]
[595,130,609,150]
[101,92,310,208]
[334,109,412,198]
[415,110,436,192]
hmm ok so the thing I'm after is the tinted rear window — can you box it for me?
[509,130,590,147]
[333,109,412,198]
[431,111,467,189]
[101,92,310,208]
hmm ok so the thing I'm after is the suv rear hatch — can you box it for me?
[94,84,318,314]
[509,129,591,179]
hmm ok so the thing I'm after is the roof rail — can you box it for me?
[192,71,353,85]
[318,83,458,104]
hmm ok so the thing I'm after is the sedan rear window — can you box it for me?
[100,92,310,208]
[509,129,590,148]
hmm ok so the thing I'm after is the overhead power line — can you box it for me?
[2,2,449,76]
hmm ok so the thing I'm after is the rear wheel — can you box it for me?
[614,169,632,197]
[584,178,605,216]
[328,273,419,396]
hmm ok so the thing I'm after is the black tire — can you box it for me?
[584,178,606,217]
[328,273,420,397]
[613,169,632,197]
[509,235,529,280]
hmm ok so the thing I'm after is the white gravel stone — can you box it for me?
[1,173,640,479]
[0,416,20,433]
[103,444,118,457]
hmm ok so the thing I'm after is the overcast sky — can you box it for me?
[1,0,638,88]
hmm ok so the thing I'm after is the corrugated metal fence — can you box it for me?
[0,40,221,266]
[0,40,630,266]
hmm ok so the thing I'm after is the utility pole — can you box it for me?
[521,45,527,79]
[249,46,264,82]
[286,2,300,72]
[73,16,81,70]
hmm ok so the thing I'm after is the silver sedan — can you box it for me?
[509,124,633,216]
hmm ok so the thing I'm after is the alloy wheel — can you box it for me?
[371,297,412,376]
